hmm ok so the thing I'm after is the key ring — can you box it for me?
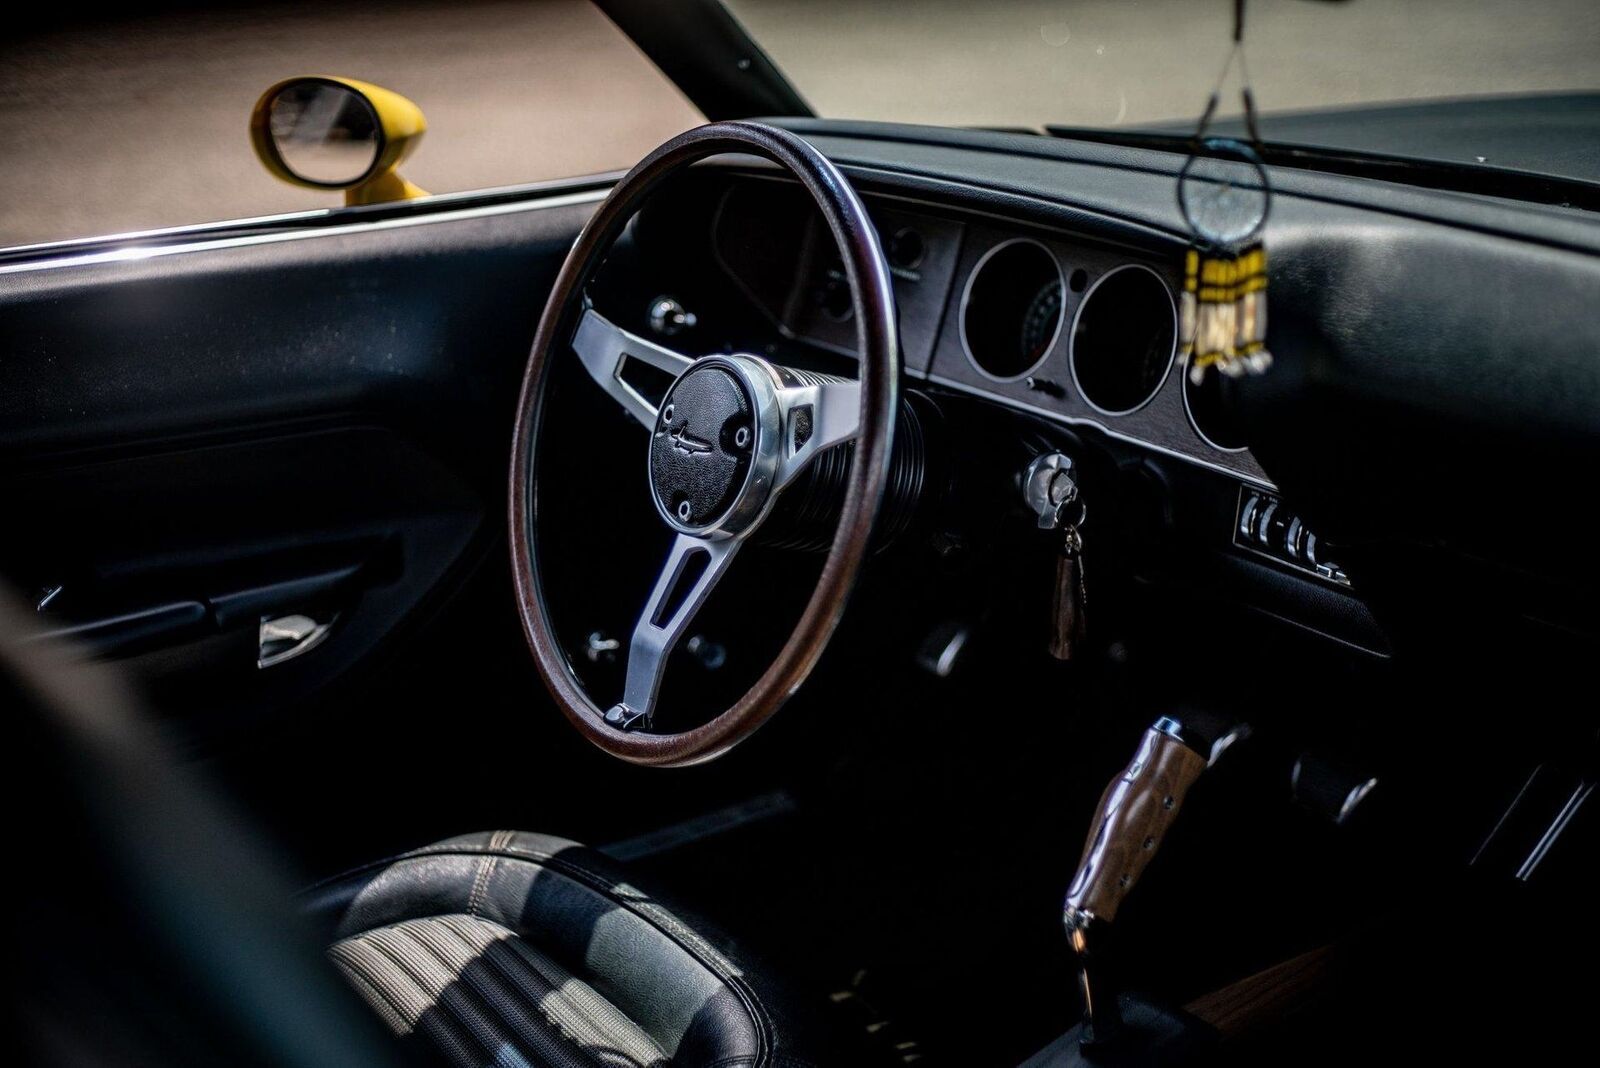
[1055,497,1087,532]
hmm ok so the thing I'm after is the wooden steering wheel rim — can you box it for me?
[508,121,899,767]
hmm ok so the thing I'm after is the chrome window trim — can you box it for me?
[2,208,340,257]
[0,174,623,276]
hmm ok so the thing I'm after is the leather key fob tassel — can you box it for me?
[1050,526,1086,660]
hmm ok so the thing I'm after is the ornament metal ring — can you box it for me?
[1176,137,1272,247]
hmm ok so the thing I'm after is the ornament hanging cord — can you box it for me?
[1177,0,1275,385]
[1194,0,1266,152]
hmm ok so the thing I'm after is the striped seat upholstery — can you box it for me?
[303,831,850,1068]
[331,914,667,1068]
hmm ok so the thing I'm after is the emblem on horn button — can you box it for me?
[668,424,714,456]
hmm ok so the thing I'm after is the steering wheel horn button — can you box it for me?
[650,359,774,534]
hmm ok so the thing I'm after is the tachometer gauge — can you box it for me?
[962,238,1065,380]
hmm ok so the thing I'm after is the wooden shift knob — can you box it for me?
[1064,719,1208,926]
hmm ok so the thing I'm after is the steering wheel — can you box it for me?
[509,122,899,767]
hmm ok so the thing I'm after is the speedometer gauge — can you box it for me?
[961,238,1065,380]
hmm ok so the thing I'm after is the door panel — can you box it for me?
[0,197,597,459]
[0,193,599,737]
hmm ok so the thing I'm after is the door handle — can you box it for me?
[257,613,336,669]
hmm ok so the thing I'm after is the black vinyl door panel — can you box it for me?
[0,194,598,736]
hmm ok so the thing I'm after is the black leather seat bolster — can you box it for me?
[300,830,816,1068]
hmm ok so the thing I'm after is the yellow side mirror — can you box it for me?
[250,76,428,206]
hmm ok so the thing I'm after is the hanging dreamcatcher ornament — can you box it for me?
[1177,1,1274,386]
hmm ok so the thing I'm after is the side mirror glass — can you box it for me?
[251,76,428,206]
[266,80,381,186]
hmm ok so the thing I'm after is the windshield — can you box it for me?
[723,0,1600,179]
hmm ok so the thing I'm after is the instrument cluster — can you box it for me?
[707,176,1273,488]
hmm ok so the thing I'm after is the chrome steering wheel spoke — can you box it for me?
[606,532,741,730]
[773,376,860,489]
[572,307,694,427]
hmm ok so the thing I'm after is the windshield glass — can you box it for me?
[724,0,1600,180]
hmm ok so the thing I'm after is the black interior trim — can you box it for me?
[1045,125,1600,212]
[772,118,1600,255]
[595,0,812,121]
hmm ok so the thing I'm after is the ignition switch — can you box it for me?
[1022,451,1089,660]
[1022,451,1081,530]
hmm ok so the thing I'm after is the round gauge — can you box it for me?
[961,239,1065,380]
[1069,264,1176,415]
[1020,279,1065,368]
[1183,363,1250,451]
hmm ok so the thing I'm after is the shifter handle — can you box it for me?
[1065,717,1208,927]
[1062,716,1225,1048]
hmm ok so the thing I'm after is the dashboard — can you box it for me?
[598,116,1600,661]
[595,115,1600,661]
